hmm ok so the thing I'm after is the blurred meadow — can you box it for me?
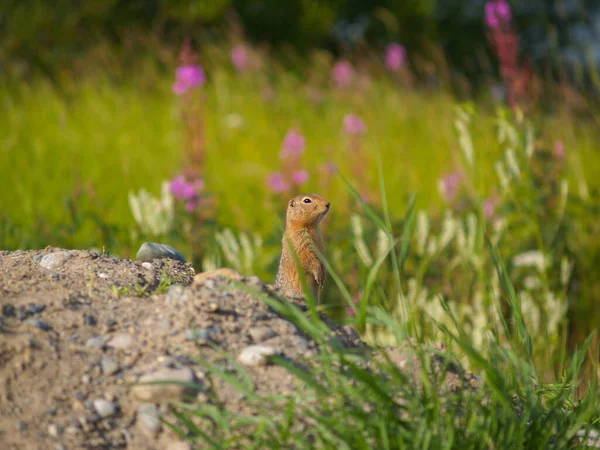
[2,0,600,445]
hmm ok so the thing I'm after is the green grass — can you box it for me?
[165,186,600,449]
[2,43,600,449]
[2,67,599,253]
[2,48,600,385]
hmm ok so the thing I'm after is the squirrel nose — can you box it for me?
[325,202,330,209]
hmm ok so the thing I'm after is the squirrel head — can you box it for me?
[286,194,330,228]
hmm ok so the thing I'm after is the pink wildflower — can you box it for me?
[169,175,204,202]
[437,171,462,203]
[385,43,407,71]
[332,60,354,88]
[554,141,565,160]
[267,172,291,193]
[172,65,205,95]
[485,0,512,29]
[483,196,498,219]
[343,114,367,135]
[231,45,250,72]
[292,170,309,185]
[280,129,306,158]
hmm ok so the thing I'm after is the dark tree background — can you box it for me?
[1,0,599,79]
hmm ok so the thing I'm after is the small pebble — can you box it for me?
[48,424,63,438]
[25,304,46,315]
[98,272,109,279]
[141,262,153,270]
[107,333,135,350]
[75,392,87,400]
[32,253,43,262]
[93,399,117,418]
[158,319,172,330]
[249,327,276,343]
[84,315,97,326]
[238,345,278,366]
[81,375,91,384]
[65,425,79,435]
[137,404,162,435]
[46,408,57,416]
[40,251,73,270]
[25,319,52,331]
[16,421,27,431]
[2,304,16,317]
[204,279,216,289]
[86,336,106,349]
[131,367,201,403]
[100,356,120,376]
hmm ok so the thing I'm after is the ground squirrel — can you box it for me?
[275,194,330,300]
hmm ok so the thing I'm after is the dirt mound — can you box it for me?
[0,248,369,449]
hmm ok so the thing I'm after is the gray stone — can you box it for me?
[238,345,277,366]
[136,243,186,263]
[100,357,119,376]
[25,303,45,315]
[86,336,106,349]
[107,333,135,350]
[131,367,201,403]
[248,327,276,343]
[25,319,52,331]
[40,251,73,270]
[137,404,162,435]
[16,421,27,431]
[93,399,117,418]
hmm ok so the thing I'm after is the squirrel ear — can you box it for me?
[289,198,295,207]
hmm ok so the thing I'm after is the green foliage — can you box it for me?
[164,236,600,448]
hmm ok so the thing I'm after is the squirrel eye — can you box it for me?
[303,198,312,204]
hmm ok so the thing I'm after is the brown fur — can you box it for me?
[275,194,330,300]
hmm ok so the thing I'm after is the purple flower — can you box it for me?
[485,0,512,29]
[169,175,204,201]
[343,114,367,136]
[483,197,498,219]
[280,129,306,158]
[231,45,250,72]
[554,141,565,160]
[172,65,205,95]
[385,43,407,71]
[292,170,309,185]
[437,171,462,202]
[267,172,291,193]
[332,60,354,88]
